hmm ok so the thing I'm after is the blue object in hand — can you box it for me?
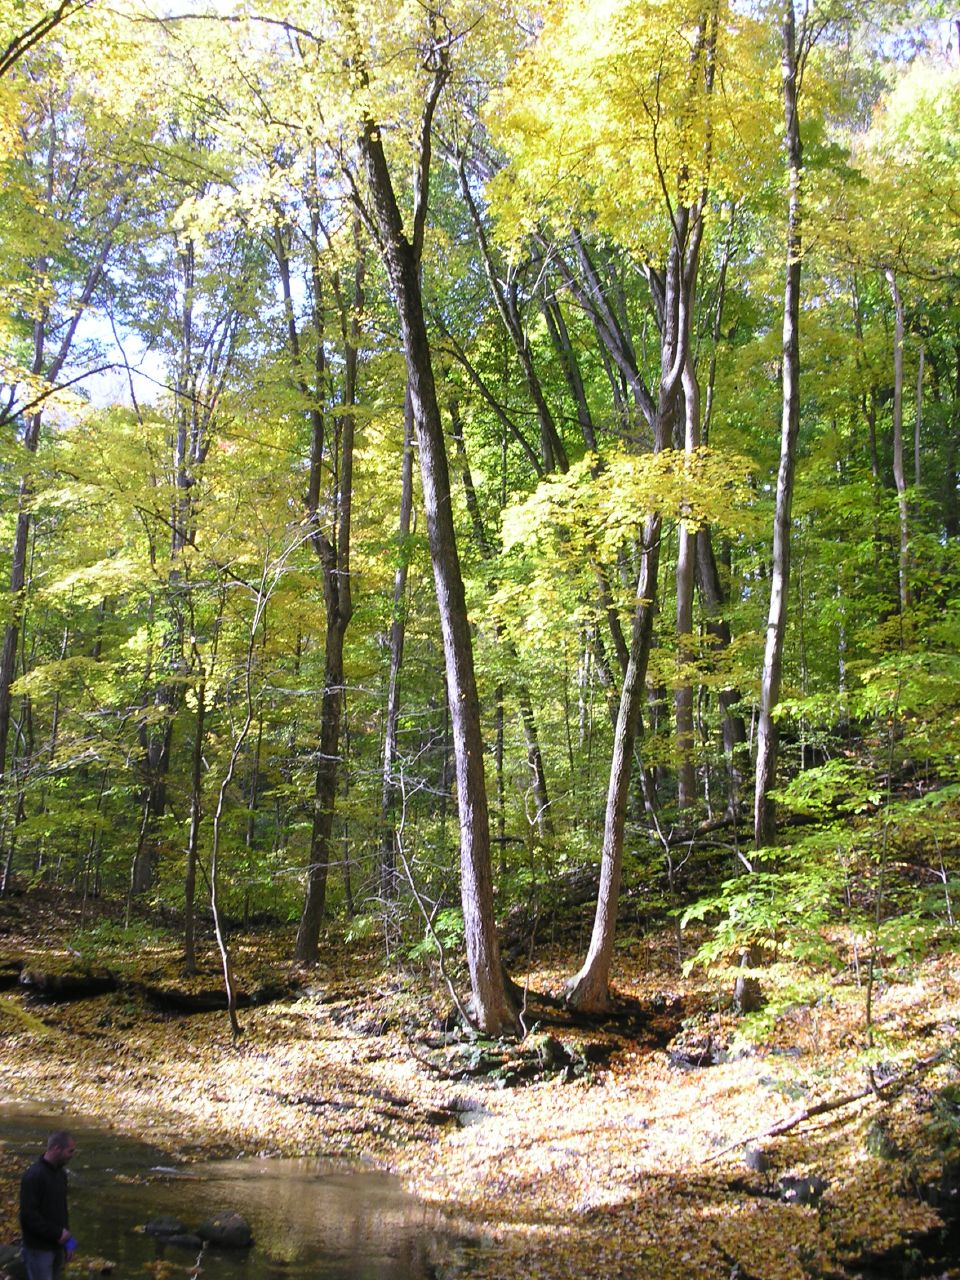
[64,1236,77,1259]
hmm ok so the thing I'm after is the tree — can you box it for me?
[0,62,128,882]
[490,0,764,1009]
[0,0,91,77]
[352,34,519,1034]
[753,0,807,852]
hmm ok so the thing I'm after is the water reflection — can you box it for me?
[1,1103,475,1280]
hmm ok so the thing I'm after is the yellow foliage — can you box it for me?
[487,0,775,256]
[502,446,755,556]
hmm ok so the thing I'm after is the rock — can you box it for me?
[144,1217,189,1238]
[666,1032,726,1069]
[164,1235,204,1251]
[198,1211,253,1249]
[744,1144,772,1177]
[779,1174,828,1206]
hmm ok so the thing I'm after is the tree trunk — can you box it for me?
[295,255,363,965]
[915,345,923,488]
[358,110,518,1036]
[295,600,350,961]
[675,355,700,809]
[695,529,747,811]
[184,660,206,976]
[448,398,554,840]
[131,713,173,897]
[753,0,803,851]
[0,187,119,870]
[566,514,662,1011]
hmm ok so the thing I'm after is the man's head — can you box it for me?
[45,1131,75,1167]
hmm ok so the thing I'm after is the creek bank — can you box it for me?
[10,958,300,1013]
[0,1110,475,1280]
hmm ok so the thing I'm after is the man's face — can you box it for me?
[49,1140,75,1168]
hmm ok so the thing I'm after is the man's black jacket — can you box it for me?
[19,1157,69,1249]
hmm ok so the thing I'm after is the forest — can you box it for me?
[0,0,959,1276]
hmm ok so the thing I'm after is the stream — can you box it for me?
[1,1103,486,1280]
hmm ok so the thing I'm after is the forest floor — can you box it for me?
[0,889,958,1280]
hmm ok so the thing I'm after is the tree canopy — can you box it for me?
[0,0,957,1039]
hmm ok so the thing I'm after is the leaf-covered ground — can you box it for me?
[1,891,958,1279]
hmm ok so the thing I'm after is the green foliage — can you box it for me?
[407,908,465,962]
[0,0,957,1029]
[772,759,884,818]
[927,1082,960,1154]
[681,854,845,975]
[67,918,176,967]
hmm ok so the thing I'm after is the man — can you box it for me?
[19,1131,76,1280]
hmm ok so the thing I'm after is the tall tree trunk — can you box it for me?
[938,347,960,540]
[566,514,662,1010]
[0,469,36,860]
[296,255,363,964]
[915,345,924,488]
[131,714,173,897]
[753,0,803,851]
[357,93,518,1035]
[448,399,554,840]
[184,656,206,976]
[696,529,747,811]
[295,586,351,960]
[0,196,119,870]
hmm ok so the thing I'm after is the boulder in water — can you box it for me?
[144,1217,189,1238]
[197,1211,253,1249]
[165,1235,204,1251]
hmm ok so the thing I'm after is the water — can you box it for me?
[1,1103,480,1280]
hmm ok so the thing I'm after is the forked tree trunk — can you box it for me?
[565,93,708,1004]
[296,256,363,964]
